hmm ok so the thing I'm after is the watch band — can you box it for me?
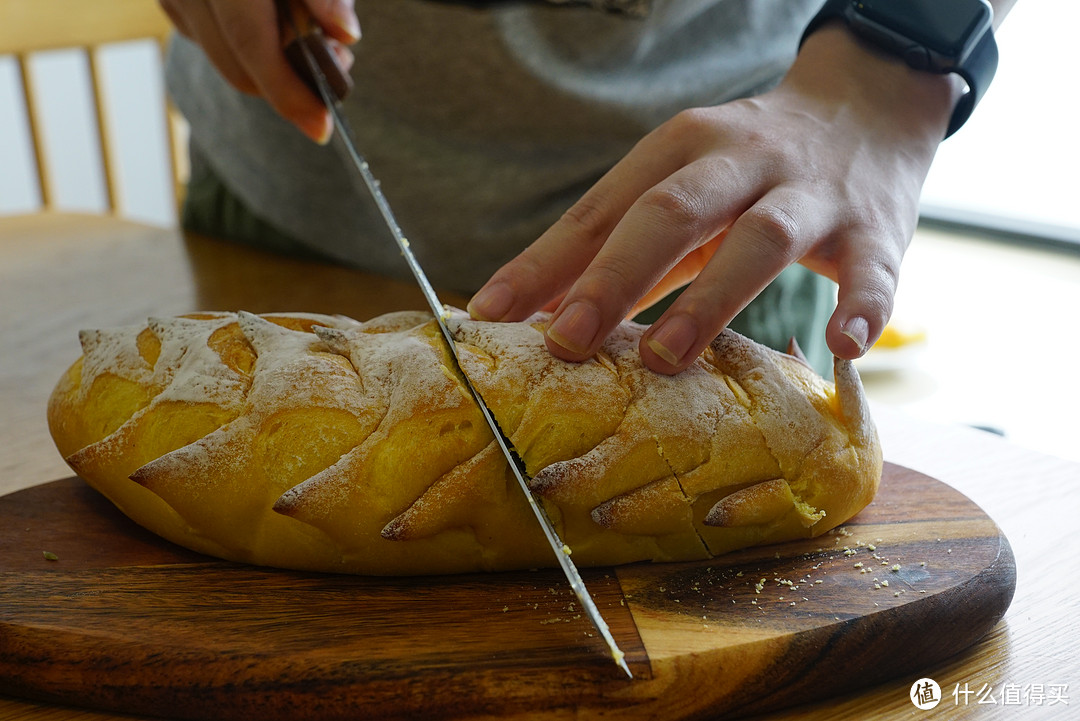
[945,28,997,137]
[800,0,999,138]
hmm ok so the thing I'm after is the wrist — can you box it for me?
[787,23,963,148]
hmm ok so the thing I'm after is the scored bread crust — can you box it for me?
[47,309,882,575]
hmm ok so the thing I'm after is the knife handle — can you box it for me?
[276,0,354,103]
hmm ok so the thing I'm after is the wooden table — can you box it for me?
[2,214,1077,719]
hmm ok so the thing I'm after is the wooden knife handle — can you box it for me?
[276,0,353,103]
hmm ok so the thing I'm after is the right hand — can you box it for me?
[159,0,360,143]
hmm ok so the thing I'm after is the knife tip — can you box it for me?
[612,646,633,679]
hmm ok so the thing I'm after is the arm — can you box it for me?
[469,0,1017,374]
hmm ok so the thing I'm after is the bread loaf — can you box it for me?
[47,309,882,575]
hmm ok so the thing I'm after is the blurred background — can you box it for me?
[2,0,1078,463]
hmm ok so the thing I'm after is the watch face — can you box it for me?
[855,0,992,59]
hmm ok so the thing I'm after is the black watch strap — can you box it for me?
[946,29,997,137]
[800,0,998,139]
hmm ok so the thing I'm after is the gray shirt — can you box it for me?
[166,0,820,294]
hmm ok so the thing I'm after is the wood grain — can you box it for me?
[0,463,1013,720]
[3,217,1072,719]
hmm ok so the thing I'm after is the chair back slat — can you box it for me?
[0,0,173,54]
[16,52,52,208]
[87,47,119,214]
[0,0,182,220]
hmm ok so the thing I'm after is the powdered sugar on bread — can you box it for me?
[48,308,882,575]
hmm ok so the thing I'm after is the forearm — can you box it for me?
[791,0,1016,148]
[789,24,957,155]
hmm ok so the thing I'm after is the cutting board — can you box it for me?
[0,462,1014,720]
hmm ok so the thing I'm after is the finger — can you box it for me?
[468,127,692,323]
[306,0,361,45]
[329,38,356,73]
[542,153,770,363]
[639,188,827,373]
[174,1,260,95]
[627,232,725,318]
[825,233,903,359]
[209,0,332,143]
[159,0,194,39]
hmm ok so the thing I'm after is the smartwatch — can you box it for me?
[800,0,998,138]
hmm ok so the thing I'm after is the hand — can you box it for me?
[159,0,360,143]
[468,25,961,374]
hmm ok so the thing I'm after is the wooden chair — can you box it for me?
[0,0,184,218]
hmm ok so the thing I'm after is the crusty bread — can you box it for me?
[47,309,881,575]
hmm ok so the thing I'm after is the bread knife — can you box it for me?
[277,2,632,679]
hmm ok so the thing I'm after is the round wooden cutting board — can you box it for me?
[0,462,1014,720]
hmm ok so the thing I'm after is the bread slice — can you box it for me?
[47,309,881,575]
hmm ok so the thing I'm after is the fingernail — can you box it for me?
[334,44,355,72]
[332,2,361,43]
[467,283,514,321]
[546,302,601,356]
[841,316,870,356]
[313,111,333,145]
[646,314,697,367]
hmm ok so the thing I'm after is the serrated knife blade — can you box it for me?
[278,2,631,678]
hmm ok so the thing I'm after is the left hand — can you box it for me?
[467,25,961,374]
